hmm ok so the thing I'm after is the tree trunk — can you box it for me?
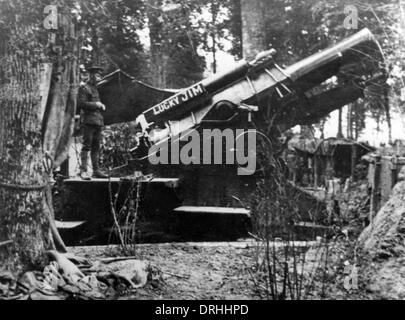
[353,102,359,140]
[347,104,353,139]
[241,0,268,60]
[212,33,217,74]
[337,108,343,138]
[211,2,219,74]
[41,8,80,254]
[0,3,79,274]
[148,1,170,88]
[0,23,51,274]
[351,143,359,180]
[384,88,392,145]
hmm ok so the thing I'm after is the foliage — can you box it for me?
[73,0,243,86]
[75,0,149,80]
[258,0,330,65]
[247,133,337,299]
[147,0,206,87]
[108,178,143,255]
[100,123,140,170]
[312,0,402,132]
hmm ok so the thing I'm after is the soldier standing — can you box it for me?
[77,66,109,180]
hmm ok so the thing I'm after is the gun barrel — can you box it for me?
[201,60,250,93]
[285,28,384,90]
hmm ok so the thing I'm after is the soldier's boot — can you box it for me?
[80,151,92,180]
[91,151,109,179]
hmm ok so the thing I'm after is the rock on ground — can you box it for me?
[366,257,405,299]
[358,181,405,299]
[359,181,405,258]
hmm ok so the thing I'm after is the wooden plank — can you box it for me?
[294,222,334,230]
[64,177,180,188]
[351,143,359,180]
[70,240,317,251]
[174,206,250,216]
[55,220,86,229]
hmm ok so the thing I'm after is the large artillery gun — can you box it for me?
[128,28,386,149]
[62,29,386,243]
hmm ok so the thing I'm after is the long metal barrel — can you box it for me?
[285,28,384,91]
[202,60,251,94]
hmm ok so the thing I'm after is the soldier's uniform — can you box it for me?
[77,68,107,179]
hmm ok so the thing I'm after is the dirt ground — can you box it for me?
[59,178,376,300]
[69,240,366,300]
[71,242,261,300]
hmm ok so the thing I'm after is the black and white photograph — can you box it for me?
[0,0,404,305]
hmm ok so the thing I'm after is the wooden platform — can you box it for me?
[173,206,250,216]
[64,177,180,188]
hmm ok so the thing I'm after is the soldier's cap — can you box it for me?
[87,66,104,74]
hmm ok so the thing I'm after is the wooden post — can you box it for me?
[60,158,70,177]
[337,108,343,138]
[347,104,353,139]
[390,156,399,189]
[370,155,381,223]
[351,143,359,180]
[314,155,320,187]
